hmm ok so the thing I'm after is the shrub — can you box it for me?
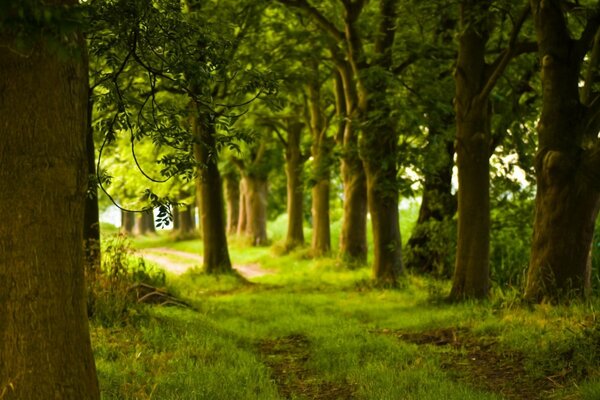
[87,233,166,327]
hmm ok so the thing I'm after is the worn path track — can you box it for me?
[137,247,273,279]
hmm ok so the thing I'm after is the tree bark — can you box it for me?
[0,17,100,399]
[121,210,135,234]
[192,113,233,274]
[307,68,332,256]
[177,204,196,237]
[284,121,305,250]
[243,174,269,246]
[224,170,240,235]
[525,0,600,300]
[136,212,156,235]
[311,172,331,256]
[237,177,248,236]
[449,0,492,300]
[334,63,368,263]
[362,125,403,285]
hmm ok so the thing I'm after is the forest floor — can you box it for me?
[91,233,600,400]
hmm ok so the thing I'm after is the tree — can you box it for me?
[306,61,334,256]
[450,0,532,300]
[525,0,600,300]
[0,1,100,398]
[279,0,404,284]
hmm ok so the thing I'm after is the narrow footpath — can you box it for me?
[137,247,272,279]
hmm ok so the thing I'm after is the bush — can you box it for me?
[87,233,166,327]
[489,197,533,288]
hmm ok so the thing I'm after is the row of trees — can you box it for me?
[2,0,600,398]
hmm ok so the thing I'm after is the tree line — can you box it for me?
[2,0,600,398]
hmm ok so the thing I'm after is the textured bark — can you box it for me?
[334,64,367,263]
[406,130,456,274]
[224,171,240,235]
[84,96,101,270]
[244,175,269,246]
[284,121,305,250]
[0,16,100,399]
[121,210,136,234]
[192,113,232,274]
[525,0,600,300]
[449,0,492,300]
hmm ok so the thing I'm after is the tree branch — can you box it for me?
[478,3,531,102]
[277,0,344,42]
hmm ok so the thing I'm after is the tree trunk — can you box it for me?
[192,113,232,274]
[84,96,101,270]
[284,121,305,250]
[172,206,181,230]
[334,64,368,263]
[244,175,269,246]
[0,20,100,399]
[406,131,456,275]
[339,123,368,263]
[311,174,331,256]
[237,178,248,236]
[121,210,135,234]
[307,70,332,256]
[362,131,403,285]
[224,170,240,235]
[136,212,155,235]
[525,0,600,300]
[177,204,196,237]
[449,0,492,300]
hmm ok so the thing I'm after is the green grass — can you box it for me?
[93,219,600,399]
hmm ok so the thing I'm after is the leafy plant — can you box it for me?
[87,233,166,327]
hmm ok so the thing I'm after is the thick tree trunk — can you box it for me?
[243,175,269,246]
[192,113,232,274]
[284,122,305,250]
[449,0,491,300]
[525,0,600,300]
[0,23,100,399]
[84,96,101,270]
[406,133,456,274]
[526,151,599,299]
[224,171,240,235]
[121,210,135,234]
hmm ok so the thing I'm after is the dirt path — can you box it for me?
[137,247,273,279]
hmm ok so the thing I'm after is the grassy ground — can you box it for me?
[92,217,600,399]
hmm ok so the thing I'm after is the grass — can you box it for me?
[91,216,600,399]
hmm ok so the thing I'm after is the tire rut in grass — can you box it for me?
[258,334,355,400]
[376,327,572,400]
